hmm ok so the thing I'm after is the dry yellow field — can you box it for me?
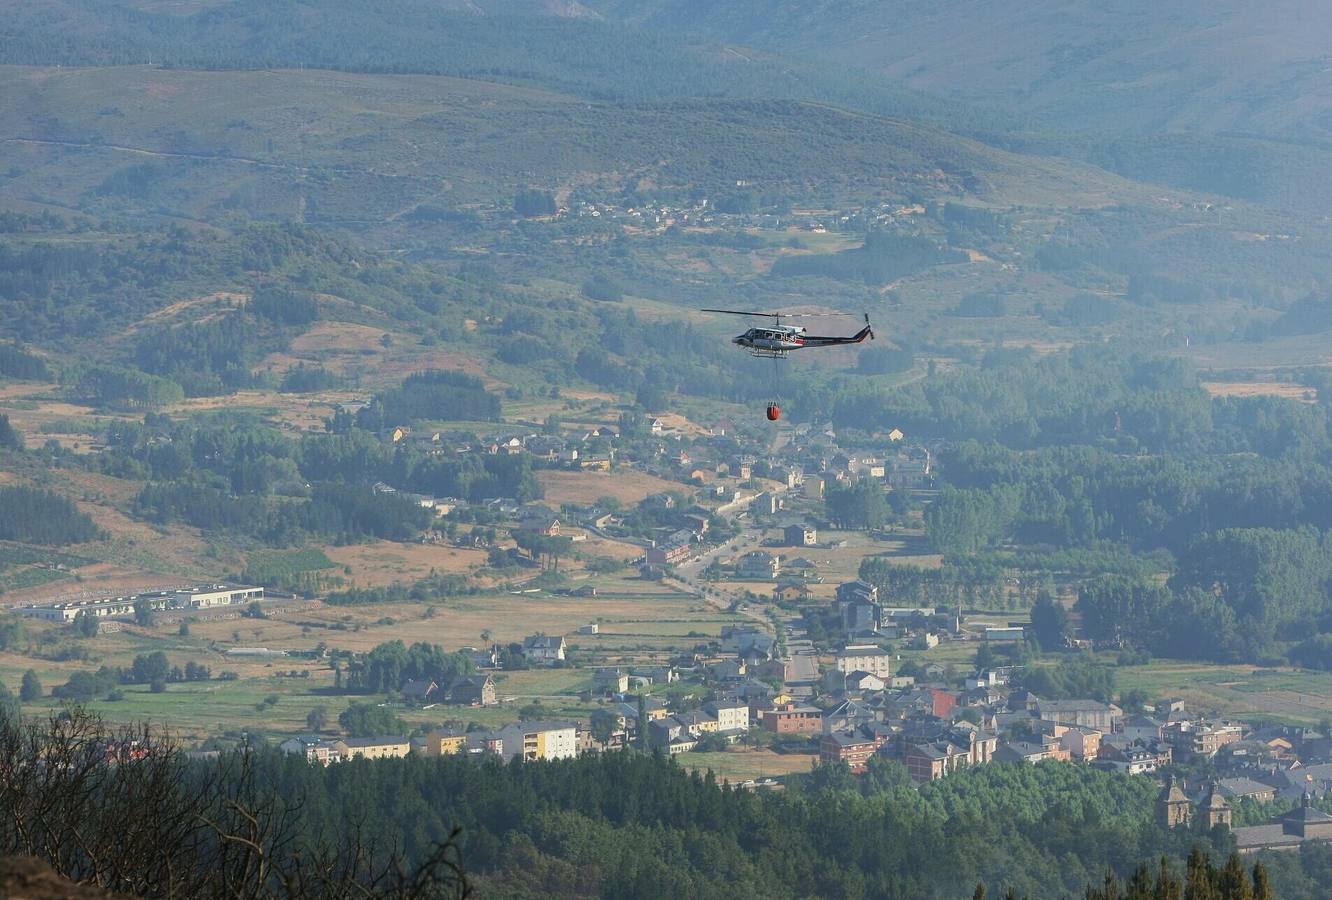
[166,390,342,431]
[651,412,708,436]
[323,540,489,588]
[0,381,56,401]
[122,291,247,336]
[0,562,166,606]
[1202,381,1316,402]
[263,317,495,389]
[537,468,683,506]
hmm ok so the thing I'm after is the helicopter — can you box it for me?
[700,308,875,420]
[700,308,874,358]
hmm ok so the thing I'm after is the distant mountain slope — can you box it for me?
[0,0,1006,132]
[588,0,1332,141]
[5,64,1330,336]
[0,65,1150,224]
[12,1,1332,215]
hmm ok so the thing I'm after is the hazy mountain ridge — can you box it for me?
[0,65,1163,231]
[0,0,1001,131]
[3,3,1332,375]
[12,0,1331,217]
[4,54,1332,405]
[583,0,1332,141]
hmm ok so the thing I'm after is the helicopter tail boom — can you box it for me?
[800,320,874,347]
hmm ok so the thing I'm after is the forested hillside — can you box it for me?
[0,65,1131,217]
[12,0,1332,217]
[6,63,1332,385]
[266,751,1186,898]
[16,705,1331,899]
[588,0,1332,140]
[0,0,1000,130]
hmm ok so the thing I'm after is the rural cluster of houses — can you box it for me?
[561,194,933,238]
[280,720,578,766]
[362,410,932,560]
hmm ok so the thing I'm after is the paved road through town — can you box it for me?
[673,520,823,688]
[672,524,767,625]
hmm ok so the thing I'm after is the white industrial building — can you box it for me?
[174,584,265,609]
[21,584,264,623]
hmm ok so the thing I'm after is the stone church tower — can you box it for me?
[1157,776,1191,828]
[1199,781,1232,829]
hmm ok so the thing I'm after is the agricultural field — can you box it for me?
[683,749,819,783]
[1116,661,1332,726]
[0,575,743,742]
[1200,380,1317,402]
[536,468,684,507]
[321,540,490,589]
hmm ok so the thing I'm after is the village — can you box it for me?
[12,401,1332,859]
[278,412,1332,853]
[264,580,1332,854]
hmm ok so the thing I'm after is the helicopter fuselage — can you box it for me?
[733,326,806,355]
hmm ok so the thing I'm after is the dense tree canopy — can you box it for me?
[345,641,475,695]
[224,748,1243,899]
[0,486,100,545]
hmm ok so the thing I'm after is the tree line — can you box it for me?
[0,707,467,898]
[1075,528,1332,663]
[134,480,433,546]
[6,704,1332,898]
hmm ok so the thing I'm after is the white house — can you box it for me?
[703,698,751,733]
[174,584,265,609]
[834,644,893,679]
[522,634,566,665]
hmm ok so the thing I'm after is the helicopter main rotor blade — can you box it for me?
[700,308,784,318]
[700,308,863,319]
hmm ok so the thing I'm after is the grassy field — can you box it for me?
[0,572,745,743]
[683,749,818,783]
[536,469,684,507]
[1201,380,1317,402]
[13,669,605,744]
[1,618,609,744]
[1117,661,1332,726]
[184,584,726,653]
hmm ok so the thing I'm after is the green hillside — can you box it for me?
[588,0,1332,140]
[0,0,1005,131]
[9,0,1332,218]
[578,1,1332,215]
[0,65,1144,221]
[4,61,1332,389]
